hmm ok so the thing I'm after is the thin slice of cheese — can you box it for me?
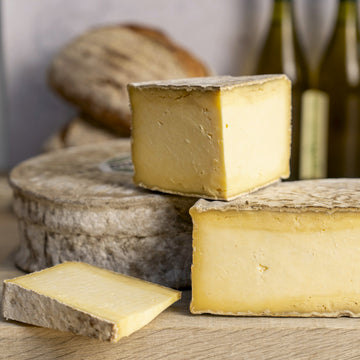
[190,179,360,317]
[2,262,181,342]
[128,75,291,201]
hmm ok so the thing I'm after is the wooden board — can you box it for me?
[2,211,360,359]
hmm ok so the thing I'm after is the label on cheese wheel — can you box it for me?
[99,154,134,174]
[299,89,329,179]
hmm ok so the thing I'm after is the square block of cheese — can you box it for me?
[128,75,291,201]
[2,262,181,342]
[190,179,360,316]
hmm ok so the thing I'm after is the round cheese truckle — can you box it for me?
[9,139,195,288]
[48,24,211,135]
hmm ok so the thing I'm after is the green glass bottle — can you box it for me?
[256,0,308,180]
[318,0,360,177]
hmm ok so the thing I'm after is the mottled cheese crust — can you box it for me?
[9,139,194,288]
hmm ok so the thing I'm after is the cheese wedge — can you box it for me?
[128,75,291,201]
[190,179,360,317]
[2,262,181,342]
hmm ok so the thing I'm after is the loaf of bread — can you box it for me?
[48,24,211,134]
[43,115,121,152]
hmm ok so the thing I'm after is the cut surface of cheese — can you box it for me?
[128,75,291,200]
[2,262,181,342]
[190,179,360,317]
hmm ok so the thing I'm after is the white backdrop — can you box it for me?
[0,5,6,171]
[2,0,337,168]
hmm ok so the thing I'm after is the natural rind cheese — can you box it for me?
[128,75,291,201]
[2,262,181,342]
[9,140,195,288]
[190,179,360,317]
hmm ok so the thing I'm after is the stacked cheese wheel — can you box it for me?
[10,140,195,288]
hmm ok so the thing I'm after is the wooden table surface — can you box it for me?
[2,183,360,359]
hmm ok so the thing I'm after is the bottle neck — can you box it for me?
[270,0,297,82]
[271,0,292,24]
[335,0,359,87]
[337,0,357,25]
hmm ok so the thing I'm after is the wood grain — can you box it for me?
[2,210,360,359]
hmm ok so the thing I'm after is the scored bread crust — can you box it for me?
[124,25,210,78]
[43,114,123,152]
[48,24,211,134]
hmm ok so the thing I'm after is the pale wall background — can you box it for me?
[1,0,337,168]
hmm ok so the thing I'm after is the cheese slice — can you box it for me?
[2,262,181,342]
[128,75,291,201]
[190,179,360,317]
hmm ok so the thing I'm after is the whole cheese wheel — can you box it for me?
[10,140,194,288]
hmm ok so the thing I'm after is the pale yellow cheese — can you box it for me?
[2,262,181,342]
[128,75,291,201]
[190,179,360,317]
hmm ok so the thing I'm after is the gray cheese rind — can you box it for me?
[192,178,360,214]
[128,74,288,91]
[2,281,117,341]
[9,139,194,288]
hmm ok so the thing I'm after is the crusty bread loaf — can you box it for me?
[0,176,12,211]
[43,114,122,152]
[48,24,211,134]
